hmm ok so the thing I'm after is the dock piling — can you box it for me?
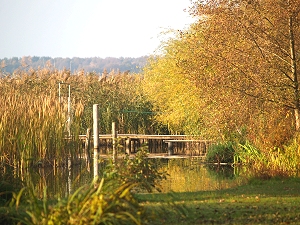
[84,128,91,171]
[125,138,131,155]
[112,122,117,163]
[167,141,173,156]
[93,104,99,180]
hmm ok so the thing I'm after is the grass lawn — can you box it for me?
[136,177,300,225]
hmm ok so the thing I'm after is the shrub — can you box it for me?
[11,179,142,225]
[104,145,168,193]
[47,178,142,225]
[206,142,235,164]
[236,141,300,178]
[9,146,167,224]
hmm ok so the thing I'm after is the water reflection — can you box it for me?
[13,158,245,198]
[25,163,93,199]
[156,158,245,192]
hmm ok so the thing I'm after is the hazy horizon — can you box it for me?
[0,0,196,59]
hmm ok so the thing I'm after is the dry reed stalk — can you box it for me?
[0,70,84,170]
[0,68,155,170]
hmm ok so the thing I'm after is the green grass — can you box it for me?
[3,176,300,224]
[136,177,300,225]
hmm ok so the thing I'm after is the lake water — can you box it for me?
[157,158,245,193]
[21,158,246,199]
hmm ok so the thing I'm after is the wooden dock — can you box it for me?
[79,134,214,156]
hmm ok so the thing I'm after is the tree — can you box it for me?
[190,0,300,131]
[21,56,32,68]
[1,59,6,70]
[143,35,206,135]
[143,0,300,147]
[143,25,265,140]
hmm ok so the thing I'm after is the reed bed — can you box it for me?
[71,71,156,134]
[0,68,156,171]
[237,141,300,177]
[0,72,82,171]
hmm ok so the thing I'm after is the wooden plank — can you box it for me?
[163,140,212,143]
[79,134,197,140]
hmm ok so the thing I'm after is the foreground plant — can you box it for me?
[11,178,142,225]
[104,146,168,192]
[236,141,300,177]
[8,146,167,224]
[206,142,236,164]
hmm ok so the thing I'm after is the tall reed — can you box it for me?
[0,68,158,171]
[237,141,300,177]
[0,70,84,170]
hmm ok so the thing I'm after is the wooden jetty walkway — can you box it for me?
[79,133,214,156]
[78,108,214,158]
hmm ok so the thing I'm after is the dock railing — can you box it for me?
[79,133,214,156]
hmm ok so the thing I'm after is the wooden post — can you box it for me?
[167,141,173,156]
[58,82,61,104]
[131,139,135,153]
[93,104,99,180]
[67,84,71,137]
[112,122,117,163]
[125,138,131,155]
[67,157,72,194]
[84,128,91,171]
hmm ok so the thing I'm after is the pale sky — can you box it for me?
[0,0,196,58]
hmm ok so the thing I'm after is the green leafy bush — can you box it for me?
[8,146,167,224]
[104,145,168,192]
[236,141,300,178]
[12,179,142,225]
[206,142,235,164]
[48,178,142,225]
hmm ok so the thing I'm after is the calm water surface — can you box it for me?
[157,158,245,193]
[24,158,246,199]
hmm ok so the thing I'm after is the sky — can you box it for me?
[0,0,196,59]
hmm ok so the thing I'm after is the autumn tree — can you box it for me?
[143,44,205,135]
[143,0,300,147]
[143,25,263,140]
[21,56,32,68]
[1,59,6,75]
[173,0,299,148]
[189,0,300,129]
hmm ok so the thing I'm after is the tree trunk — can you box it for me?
[295,108,300,131]
[289,16,300,130]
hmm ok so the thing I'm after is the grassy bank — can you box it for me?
[137,178,300,225]
[1,156,300,224]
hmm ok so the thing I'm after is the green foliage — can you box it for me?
[104,146,168,193]
[6,146,167,224]
[206,142,235,164]
[0,69,164,167]
[236,142,267,166]
[137,178,300,225]
[47,178,141,225]
[11,179,141,225]
[70,71,160,134]
[236,140,300,178]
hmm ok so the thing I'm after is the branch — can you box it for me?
[225,84,295,109]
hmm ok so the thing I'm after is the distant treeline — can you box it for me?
[0,56,148,74]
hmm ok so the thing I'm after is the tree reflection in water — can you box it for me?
[12,158,247,198]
